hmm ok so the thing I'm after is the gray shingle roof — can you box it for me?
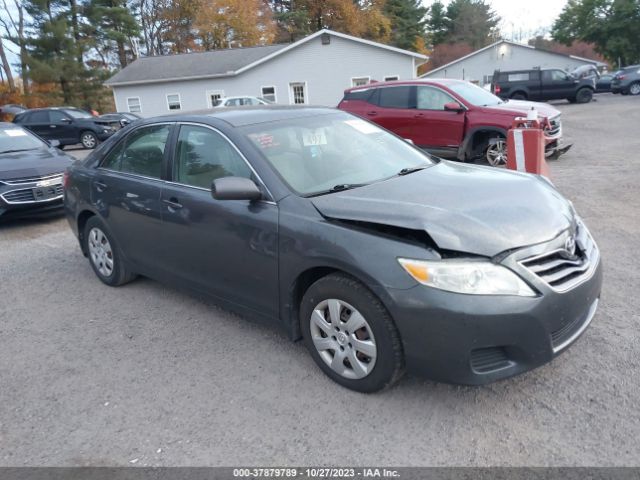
[105,44,288,86]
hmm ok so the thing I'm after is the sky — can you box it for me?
[422,0,569,42]
[2,0,570,77]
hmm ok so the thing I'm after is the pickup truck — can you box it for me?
[491,68,596,103]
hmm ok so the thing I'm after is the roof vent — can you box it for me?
[321,33,331,45]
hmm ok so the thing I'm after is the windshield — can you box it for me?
[64,109,93,119]
[448,82,504,106]
[0,127,46,153]
[243,112,433,196]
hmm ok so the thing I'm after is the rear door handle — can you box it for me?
[414,113,425,118]
[366,111,378,116]
[95,181,107,192]
[163,198,183,211]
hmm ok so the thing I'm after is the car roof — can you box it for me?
[345,78,470,92]
[151,105,338,127]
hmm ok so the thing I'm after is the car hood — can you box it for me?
[311,161,574,257]
[0,147,74,180]
[484,100,561,119]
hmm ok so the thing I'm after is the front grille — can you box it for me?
[520,223,598,292]
[546,117,561,137]
[470,347,513,373]
[1,185,63,204]
[551,299,599,353]
[2,173,63,185]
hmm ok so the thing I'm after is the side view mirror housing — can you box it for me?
[444,102,464,112]
[49,139,61,148]
[212,176,262,201]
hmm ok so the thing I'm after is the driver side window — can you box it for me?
[49,111,70,123]
[174,125,252,189]
[416,86,456,110]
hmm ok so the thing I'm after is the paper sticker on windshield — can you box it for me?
[302,129,327,146]
[344,119,378,134]
[4,129,28,137]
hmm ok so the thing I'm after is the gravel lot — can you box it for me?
[1,94,639,467]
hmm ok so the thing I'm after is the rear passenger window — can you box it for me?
[378,86,414,109]
[174,125,251,189]
[100,125,170,178]
[29,111,49,123]
[507,73,530,81]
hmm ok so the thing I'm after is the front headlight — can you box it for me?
[398,258,536,297]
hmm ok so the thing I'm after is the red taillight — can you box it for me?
[494,84,501,94]
[619,74,626,80]
[62,171,70,189]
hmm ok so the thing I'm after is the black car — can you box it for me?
[0,122,75,219]
[98,112,142,128]
[611,65,640,95]
[491,68,596,103]
[63,107,602,392]
[595,73,614,93]
[13,107,118,149]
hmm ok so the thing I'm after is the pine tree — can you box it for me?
[383,0,427,51]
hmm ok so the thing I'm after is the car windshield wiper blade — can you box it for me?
[397,165,428,176]
[306,183,368,197]
[0,148,37,154]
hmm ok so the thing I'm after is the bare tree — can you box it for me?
[0,38,16,90]
[0,0,29,93]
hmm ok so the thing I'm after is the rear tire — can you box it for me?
[83,216,136,287]
[300,273,404,392]
[510,92,527,100]
[575,88,593,104]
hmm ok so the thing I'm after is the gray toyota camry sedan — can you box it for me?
[63,107,602,392]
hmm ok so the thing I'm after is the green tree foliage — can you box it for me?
[552,0,640,66]
[426,0,500,49]
[85,0,140,68]
[383,0,427,51]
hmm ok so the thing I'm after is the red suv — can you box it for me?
[338,79,570,166]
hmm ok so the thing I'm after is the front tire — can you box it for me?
[575,88,593,103]
[485,137,507,167]
[300,274,404,392]
[83,216,136,286]
[80,131,98,149]
[629,82,640,96]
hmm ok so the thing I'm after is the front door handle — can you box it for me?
[414,113,425,118]
[163,198,183,211]
[366,111,378,116]
[95,181,107,192]
[50,125,57,128]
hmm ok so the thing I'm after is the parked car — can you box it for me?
[98,112,142,128]
[213,96,273,108]
[595,73,614,93]
[490,68,596,103]
[611,65,640,95]
[13,107,119,149]
[0,122,75,219]
[63,107,602,392]
[338,79,569,166]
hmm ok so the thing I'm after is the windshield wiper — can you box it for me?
[306,183,368,197]
[0,148,37,154]
[397,165,428,176]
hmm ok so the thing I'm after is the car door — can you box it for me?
[367,86,417,141]
[542,70,576,99]
[91,123,173,274]
[412,85,466,150]
[48,110,77,143]
[160,123,279,318]
[21,110,51,139]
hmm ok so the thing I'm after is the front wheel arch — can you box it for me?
[459,128,508,161]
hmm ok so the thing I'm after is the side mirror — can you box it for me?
[444,102,464,112]
[49,139,61,148]
[212,176,262,201]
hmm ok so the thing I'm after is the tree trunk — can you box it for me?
[0,39,16,91]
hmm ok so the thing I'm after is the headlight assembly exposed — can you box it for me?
[398,258,536,297]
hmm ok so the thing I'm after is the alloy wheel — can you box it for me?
[630,83,640,95]
[486,139,507,167]
[88,227,114,277]
[309,299,377,380]
[81,133,97,149]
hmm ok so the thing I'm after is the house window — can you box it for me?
[207,90,224,107]
[166,93,181,110]
[261,86,276,103]
[127,97,141,113]
[384,75,399,81]
[351,76,370,87]
[289,82,306,104]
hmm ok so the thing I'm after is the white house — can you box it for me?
[421,40,607,85]
[105,29,427,117]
